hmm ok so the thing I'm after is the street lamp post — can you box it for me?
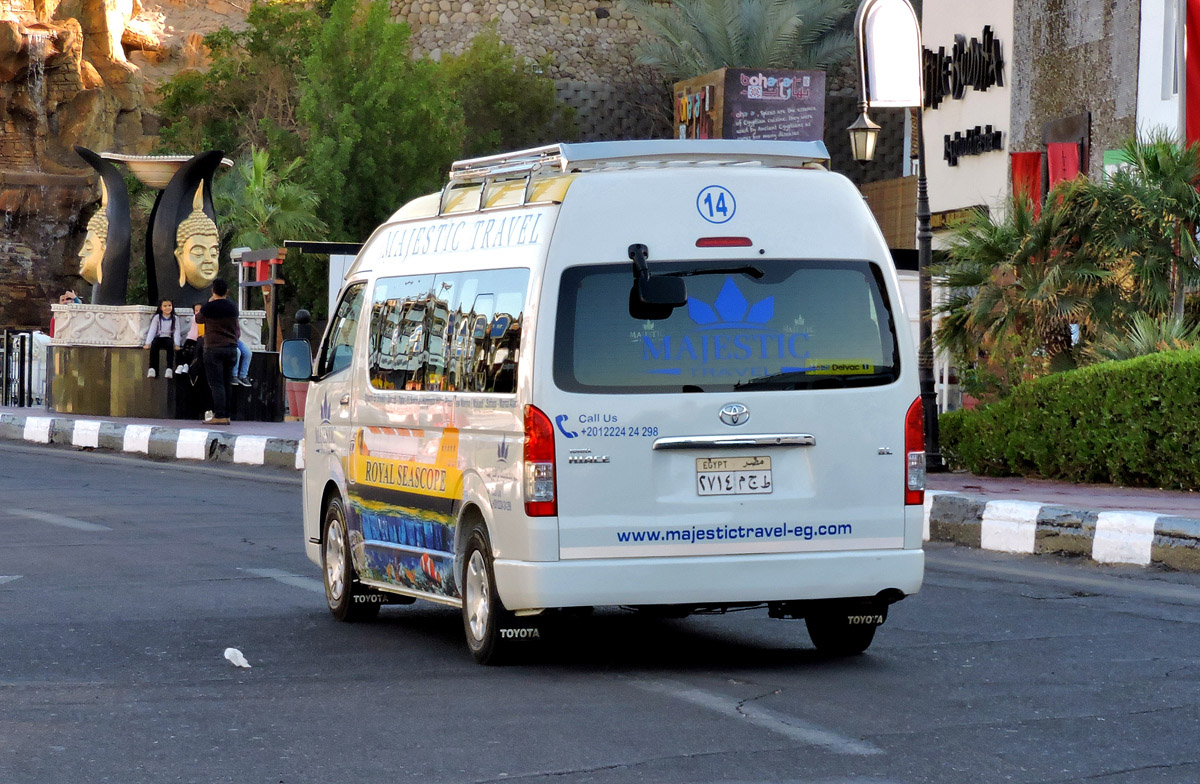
[848,0,943,471]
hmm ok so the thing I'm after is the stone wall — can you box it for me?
[1010,0,1139,177]
[393,0,646,83]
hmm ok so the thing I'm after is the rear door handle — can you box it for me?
[340,394,350,406]
[652,433,816,450]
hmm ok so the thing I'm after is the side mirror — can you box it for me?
[629,275,687,320]
[280,339,314,380]
[628,242,686,320]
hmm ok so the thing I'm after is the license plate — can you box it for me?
[695,456,773,496]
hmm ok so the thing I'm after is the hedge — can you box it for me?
[939,350,1200,490]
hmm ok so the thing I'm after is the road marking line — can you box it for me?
[1092,511,1158,566]
[233,436,269,465]
[23,417,52,444]
[123,424,153,454]
[9,509,111,532]
[632,679,882,755]
[295,439,305,471]
[980,499,1042,554]
[242,568,324,594]
[0,576,21,585]
[176,429,212,460]
[72,420,102,448]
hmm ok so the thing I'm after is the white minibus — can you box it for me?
[282,140,925,664]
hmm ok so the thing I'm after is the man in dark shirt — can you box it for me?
[195,278,239,424]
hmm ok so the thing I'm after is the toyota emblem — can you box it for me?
[719,402,750,426]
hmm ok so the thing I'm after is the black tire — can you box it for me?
[805,606,884,656]
[461,527,516,665]
[322,496,381,622]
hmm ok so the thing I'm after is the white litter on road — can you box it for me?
[223,648,251,668]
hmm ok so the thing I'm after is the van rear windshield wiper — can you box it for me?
[667,265,765,279]
[733,370,897,390]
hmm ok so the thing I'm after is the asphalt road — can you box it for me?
[3,442,1200,784]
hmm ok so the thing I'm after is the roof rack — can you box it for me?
[437,140,830,215]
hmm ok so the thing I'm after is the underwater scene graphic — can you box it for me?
[349,497,459,598]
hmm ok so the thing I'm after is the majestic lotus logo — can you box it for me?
[719,402,750,426]
[320,394,332,424]
[497,435,510,463]
[688,277,774,330]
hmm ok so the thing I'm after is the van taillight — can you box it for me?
[524,404,557,516]
[695,236,753,248]
[905,396,925,506]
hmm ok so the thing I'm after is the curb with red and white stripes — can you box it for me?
[924,491,1200,572]
[0,412,302,471]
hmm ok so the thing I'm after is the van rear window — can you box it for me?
[554,260,900,393]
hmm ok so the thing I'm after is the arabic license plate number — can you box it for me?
[695,456,773,496]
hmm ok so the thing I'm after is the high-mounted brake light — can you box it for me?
[905,396,925,506]
[524,404,557,516]
[695,237,753,248]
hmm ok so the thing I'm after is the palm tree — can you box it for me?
[1083,312,1200,363]
[1084,130,1200,319]
[627,0,856,82]
[213,146,326,251]
[934,185,1111,374]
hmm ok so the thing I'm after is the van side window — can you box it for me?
[368,275,436,391]
[317,282,366,378]
[429,268,530,393]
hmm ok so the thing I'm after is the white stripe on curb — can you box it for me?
[123,424,153,454]
[176,429,211,460]
[923,491,949,542]
[23,417,52,444]
[233,435,269,465]
[980,499,1043,554]
[72,420,102,448]
[295,438,305,471]
[1092,511,1158,566]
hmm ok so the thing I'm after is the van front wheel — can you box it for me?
[805,606,883,656]
[322,497,381,622]
[461,528,515,665]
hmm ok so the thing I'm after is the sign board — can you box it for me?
[674,68,826,142]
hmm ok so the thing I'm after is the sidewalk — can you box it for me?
[3,404,1199,572]
[0,405,303,470]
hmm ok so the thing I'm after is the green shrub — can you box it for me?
[939,349,1200,489]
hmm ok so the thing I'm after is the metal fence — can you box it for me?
[2,329,42,407]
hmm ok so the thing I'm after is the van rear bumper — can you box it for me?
[493,548,924,610]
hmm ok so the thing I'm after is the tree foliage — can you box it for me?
[441,27,578,158]
[627,0,856,82]
[296,0,461,243]
[155,1,320,159]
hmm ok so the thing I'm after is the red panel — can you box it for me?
[1010,151,1043,215]
[1189,0,1200,145]
[1047,142,1081,187]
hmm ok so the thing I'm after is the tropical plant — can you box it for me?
[627,0,856,82]
[933,186,1112,377]
[1083,130,1200,318]
[1082,313,1200,362]
[441,28,578,158]
[213,147,326,251]
[211,147,328,314]
[297,0,464,243]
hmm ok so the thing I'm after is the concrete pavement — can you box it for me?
[3,404,1199,572]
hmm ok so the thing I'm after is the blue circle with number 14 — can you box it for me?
[697,185,736,224]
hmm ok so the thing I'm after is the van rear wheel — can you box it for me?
[322,497,381,622]
[462,527,516,665]
[805,605,884,656]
